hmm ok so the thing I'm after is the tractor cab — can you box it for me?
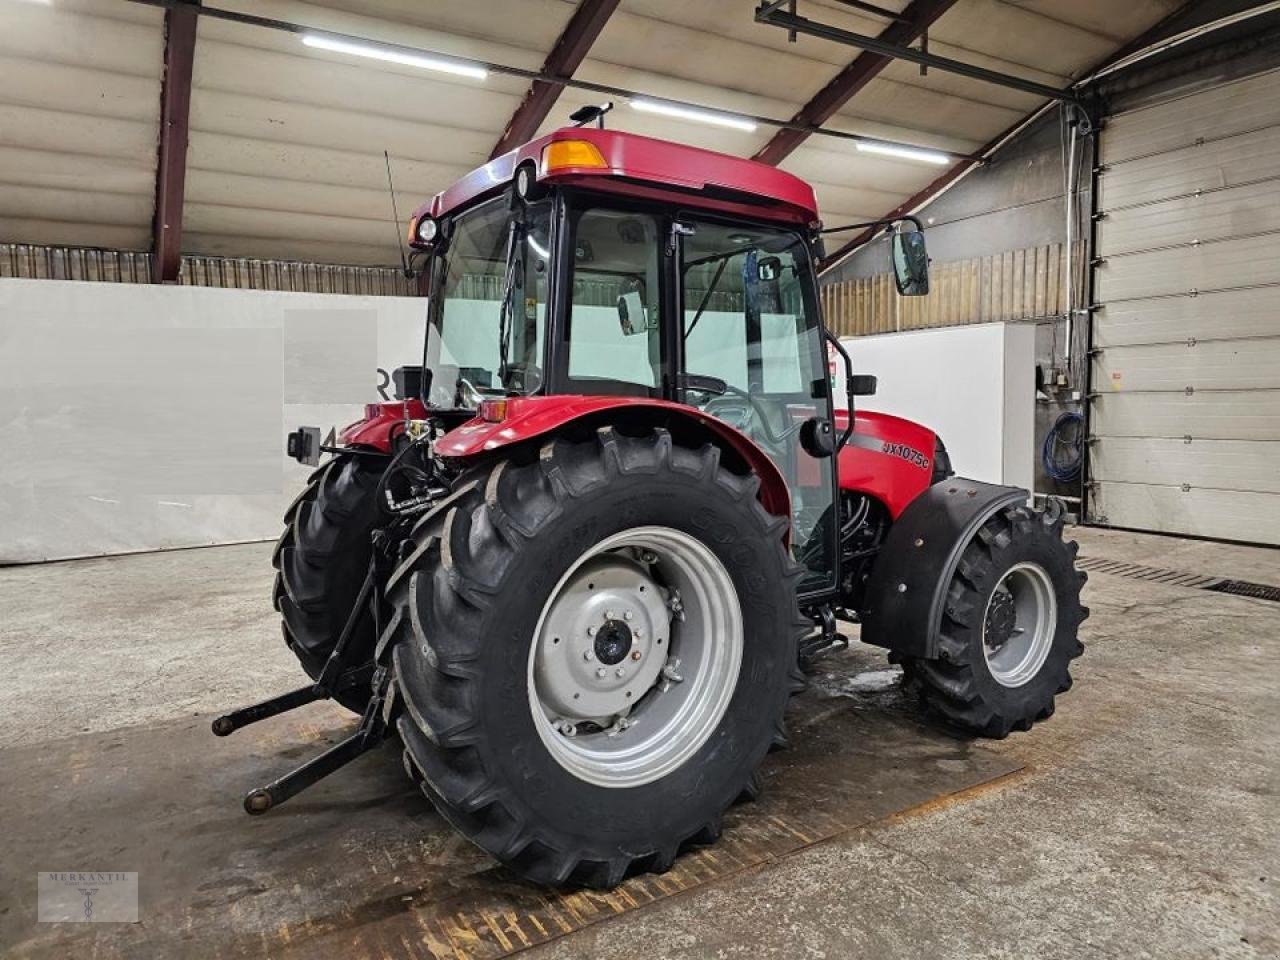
[402,125,921,598]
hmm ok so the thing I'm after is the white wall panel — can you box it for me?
[840,322,1034,492]
[0,279,425,563]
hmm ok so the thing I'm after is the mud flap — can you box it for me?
[860,479,1027,659]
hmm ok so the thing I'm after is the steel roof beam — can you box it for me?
[151,0,198,283]
[490,0,621,159]
[751,0,961,166]
[756,4,1077,104]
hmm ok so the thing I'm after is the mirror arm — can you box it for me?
[820,215,924,235]
[825,329,857,450]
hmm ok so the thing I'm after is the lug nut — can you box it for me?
[606,610,616,620]
[596,667,608,678]
[583,649,594,661]
[630,650,641,661]
[624,610,633,621]
[615,667,625,678]
[633,627,643,638]
[587,626,596,636]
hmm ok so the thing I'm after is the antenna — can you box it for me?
[569,102,613,128]
[383,149,411,277]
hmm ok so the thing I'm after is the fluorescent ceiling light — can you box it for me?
[301,34,488,81]
[855,140,950,165]
[629,98,757,133]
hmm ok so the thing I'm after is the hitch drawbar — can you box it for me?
[212,552,392,814]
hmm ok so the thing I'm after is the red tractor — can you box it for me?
[225,117,1087,889]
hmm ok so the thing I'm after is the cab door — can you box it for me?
[675,218,837,596]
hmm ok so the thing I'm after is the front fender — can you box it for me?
[434,395,792,520]
[860,479,1027,659]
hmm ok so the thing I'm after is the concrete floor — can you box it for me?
[0,525,1277,958]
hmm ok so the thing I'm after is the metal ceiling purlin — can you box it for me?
[751,0,962,166]
[755,4,1078,104]
[152,0,198,283]
[490,0,621,159]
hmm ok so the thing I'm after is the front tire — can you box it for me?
[903,502,1088,738]
[383,426,808,887]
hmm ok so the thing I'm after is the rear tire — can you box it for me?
[902,502,1088,738]
[272,455,383,713]
[384,426,808,888]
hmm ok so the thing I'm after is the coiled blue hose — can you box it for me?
[1042,411,1085,483]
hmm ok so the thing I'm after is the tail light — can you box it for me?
[480,399,508,423]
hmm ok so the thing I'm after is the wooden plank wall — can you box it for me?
[822,242,1078,337]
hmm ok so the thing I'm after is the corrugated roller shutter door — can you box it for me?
[1089,68,1280,545]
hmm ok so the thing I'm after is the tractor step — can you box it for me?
[798,604,848,668]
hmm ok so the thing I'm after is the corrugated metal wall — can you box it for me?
[1087,66,1280,546]
[820,241,1078,337]
[0,243,414,295]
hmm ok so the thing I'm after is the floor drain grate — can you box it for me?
[1077,557,1280,603]
[1207,580,1280,603]
[1075,556,1223,590]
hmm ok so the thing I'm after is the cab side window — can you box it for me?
[566,209,663,391]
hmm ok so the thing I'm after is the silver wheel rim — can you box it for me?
[981,561,1057,688]
[527,526,743,788]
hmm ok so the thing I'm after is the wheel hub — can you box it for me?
[983,589,1017,650]
[532,555,669,723]
[528,526,744,788]
[981,561,1058,688]
[594,620,633,665]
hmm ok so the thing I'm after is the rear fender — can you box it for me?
[434,395,792,520]
[860,479,1027,659]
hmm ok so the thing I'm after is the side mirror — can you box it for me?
[891,230,930,296]
[617,290,648,336]
[757,256,781,282]
[849,374,877,396]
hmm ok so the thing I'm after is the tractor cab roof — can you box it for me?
[410,127,820,236]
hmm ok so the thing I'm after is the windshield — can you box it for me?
[425,194,552,409]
